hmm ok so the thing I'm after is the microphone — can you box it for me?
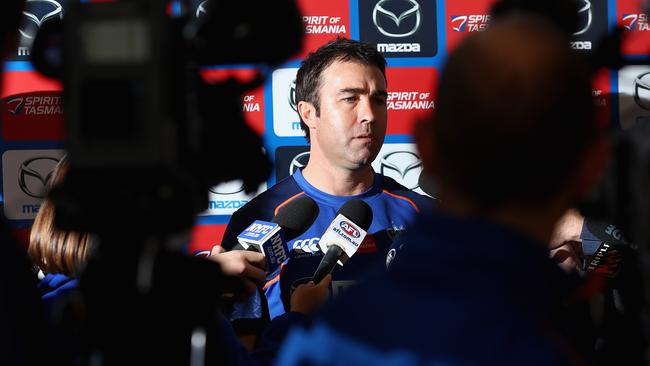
[236,195,319,274]
[312,200,373,283]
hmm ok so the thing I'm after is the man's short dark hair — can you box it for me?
[295,37,387,142]
[433,17,597,209]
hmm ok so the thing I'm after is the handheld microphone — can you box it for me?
[236,195,319,274]
[312,200,373,283]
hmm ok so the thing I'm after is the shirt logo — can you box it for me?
[372,0,421,38]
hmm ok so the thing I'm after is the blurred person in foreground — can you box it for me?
[29,156,92,308]
[276,15,609,366]
[0,1,50,365]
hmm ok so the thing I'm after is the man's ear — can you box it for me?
[571,136,611,200]
[297,101,317,130]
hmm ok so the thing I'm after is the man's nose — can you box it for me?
[358,97,376,124]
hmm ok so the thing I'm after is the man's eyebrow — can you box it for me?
[338,88,388,97]
[338,87,366,95]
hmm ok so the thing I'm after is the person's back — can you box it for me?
[276,15,608,366]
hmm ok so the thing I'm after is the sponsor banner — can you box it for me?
[446,0,495,53]
[188,224,227,256]
[569,0,608,53]
[359,0,437,57]
[296,0,351,58]
[1,71,62,99]
[201,180,267,216]
[2,149,64,220]
[385,67,437,135]
[8,0,65,61]
[371,143,425,195]
[619,66,650,129]
[592,68,612,129]
[201,69,265,135]
[618,1,650,55]
[1,91,65,141]
[274,145,310,181]
[272,68,304,137]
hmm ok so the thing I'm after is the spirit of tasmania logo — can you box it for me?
[450,14,490,32]
[622,13,648,31]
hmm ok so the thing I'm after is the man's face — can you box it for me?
[309,60,388,171]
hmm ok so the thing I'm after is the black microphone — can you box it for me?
[235,195,319,274]
[312,200,373,283]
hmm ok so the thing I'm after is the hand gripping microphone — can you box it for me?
[312,200,373,283]
[236,195,319,274]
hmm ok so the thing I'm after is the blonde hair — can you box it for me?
[28,156,91,276]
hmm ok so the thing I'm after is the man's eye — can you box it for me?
[343,96,357,102]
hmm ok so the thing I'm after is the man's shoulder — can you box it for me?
[221,176,305,250]
[230,176,304,221]
[377,174,435,209]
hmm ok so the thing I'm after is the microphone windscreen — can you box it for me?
[273,195,320,241]
[337,200,373,231]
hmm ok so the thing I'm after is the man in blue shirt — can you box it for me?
[276,15,610,366]
[218,38,431,339]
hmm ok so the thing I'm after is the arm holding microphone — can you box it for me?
[210,196,320,350]
[252,200,374,365]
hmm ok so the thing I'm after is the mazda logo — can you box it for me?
[208,180,245,195]
[634,72,650,111]
[288,79,297,112]
[379,151,422,190]
[196,1,207,18]
[573,0,592,36]
[18,156,59,198]
[19,0,63,46]
[372,0,421,38]
[289,151,310,175]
